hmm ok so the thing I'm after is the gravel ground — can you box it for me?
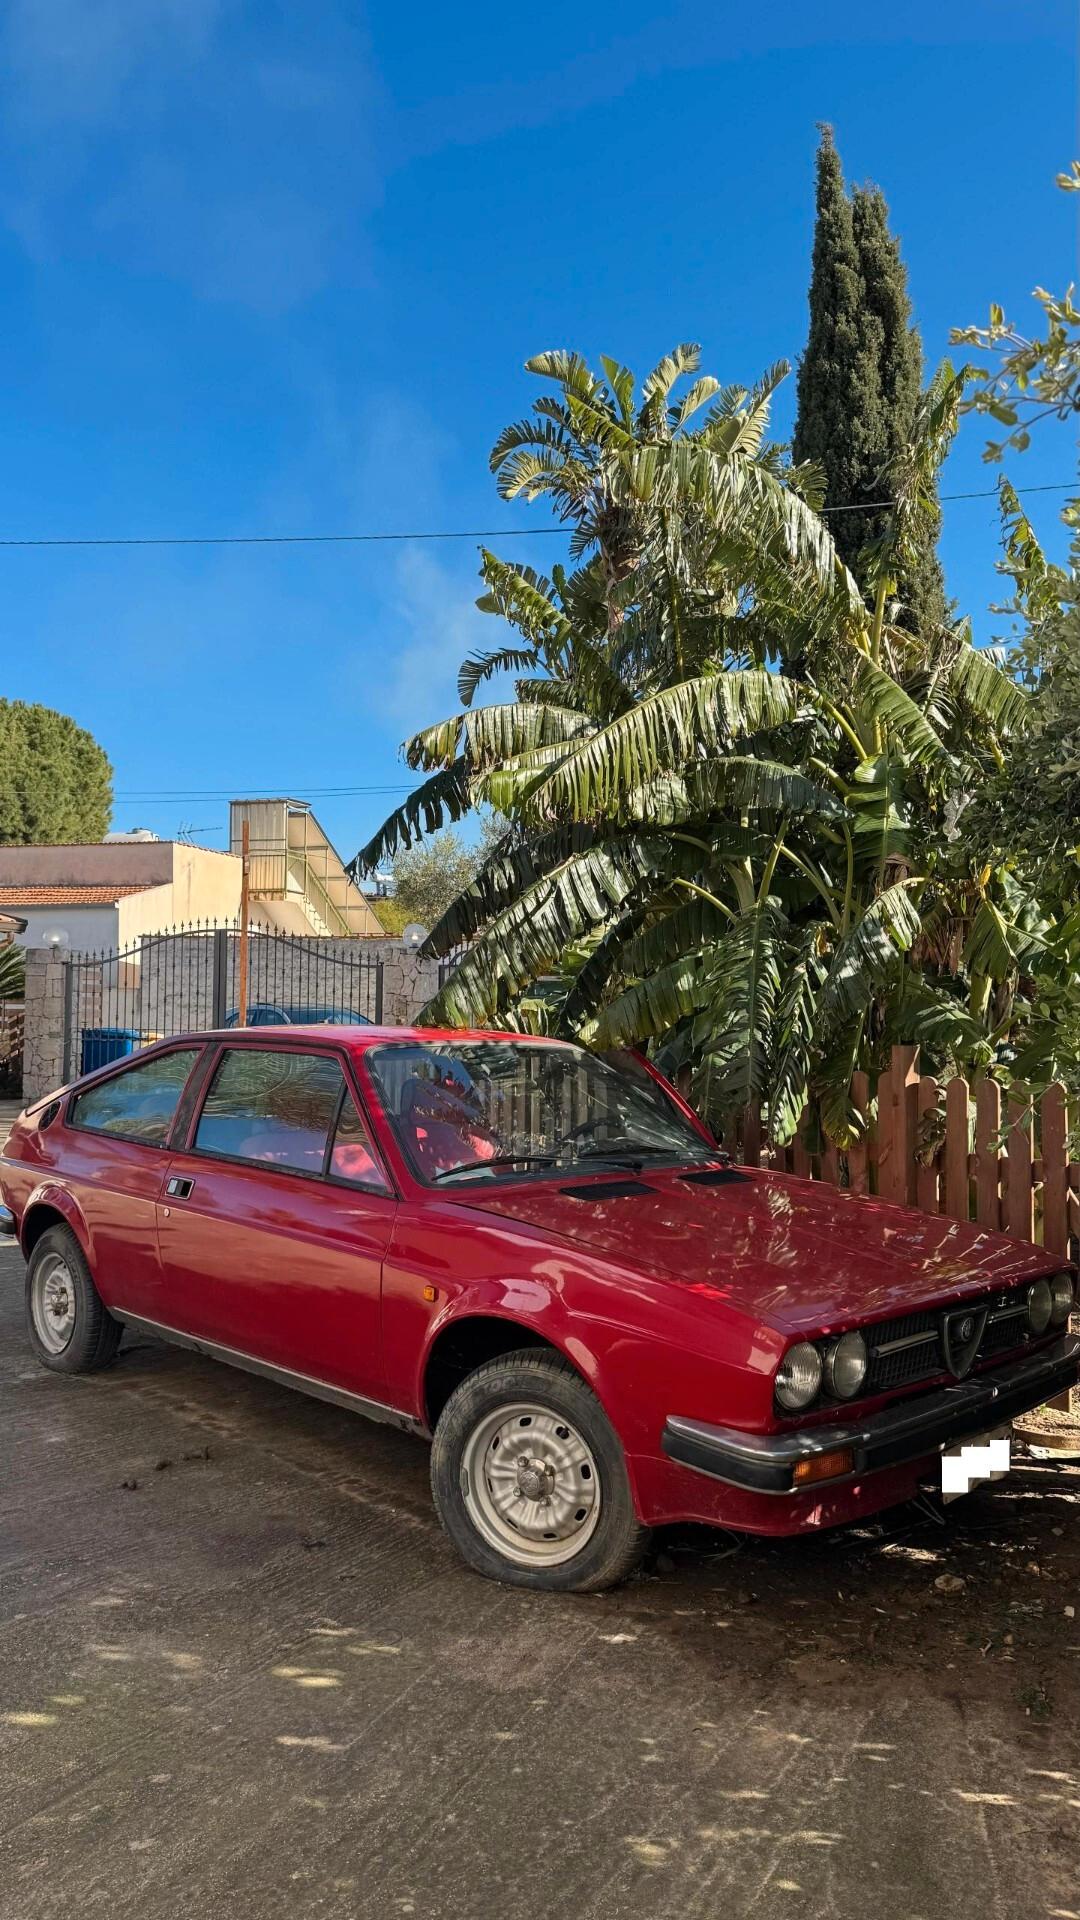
[2,1235,1080,1920]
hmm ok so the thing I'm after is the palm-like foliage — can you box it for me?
[0,941,22,1001]
[354,347,1066,1142]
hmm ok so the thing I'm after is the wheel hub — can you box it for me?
[461,1402,602,1569]
[31,1252,77,1355]
[516,1458,556,1502]
[46,1280,71,1323]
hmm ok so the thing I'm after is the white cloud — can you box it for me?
[372,545,491,730]
[5,0,222,125]
[95,164,340,314]
[0,1,381,313]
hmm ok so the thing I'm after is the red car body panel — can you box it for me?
[1,1027,1074,1537]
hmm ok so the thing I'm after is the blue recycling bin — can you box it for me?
[80,1027,140,1075]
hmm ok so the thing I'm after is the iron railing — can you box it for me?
[61,923,384,1082]
[0,998,23,1095]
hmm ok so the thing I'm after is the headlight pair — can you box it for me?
[775,1330,867,1413]
[1030,1271,1075,1333]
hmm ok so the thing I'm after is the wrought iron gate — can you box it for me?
[0,996,23,1095]
[62,925,384,1082]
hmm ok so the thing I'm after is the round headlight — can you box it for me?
[1050,1271,1075,1327]
[823,1330,868,1401]
[775,1341,823,1412]
[1027,1278,1053,1336]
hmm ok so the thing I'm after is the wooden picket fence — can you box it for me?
[723,1044,1078,1263]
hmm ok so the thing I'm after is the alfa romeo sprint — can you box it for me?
[2,1027,1076,1590]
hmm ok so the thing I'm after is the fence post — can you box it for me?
[374,960,384,1025]
[211,929,229,1028]
[916,1075,940,1215]
[880,1045,919,1206]
[1041,1083,1069,1258]
[61,958,74,1083]
[1006,1096,1034,1243]
[741,1103,761,1167]
[944,1075,970,1221]
[975,1079,1002,1230]
[236,824,250,1027]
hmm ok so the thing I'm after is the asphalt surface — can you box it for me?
[2,1235,1080,1920]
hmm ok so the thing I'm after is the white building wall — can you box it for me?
[11,906,122,952]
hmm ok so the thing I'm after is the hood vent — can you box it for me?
[559,1178,654,1200]
[679,1167,749,1187]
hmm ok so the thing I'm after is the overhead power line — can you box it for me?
[0,482,1074,550]
[113,783,416,800]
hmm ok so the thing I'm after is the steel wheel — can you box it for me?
[30,1250,78,1356]
[460,1400,601,1568]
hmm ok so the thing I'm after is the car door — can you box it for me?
[154,1041,397,1404]
[60,1044,206,1316]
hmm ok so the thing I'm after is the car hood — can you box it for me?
[458,1166,1056,1335]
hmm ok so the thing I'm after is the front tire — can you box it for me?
[25,1225,122,1375]
[430,1348,650,1592]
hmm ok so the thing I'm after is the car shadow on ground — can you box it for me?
[5,1284,1080,1920]
[111,1326,1080,1715]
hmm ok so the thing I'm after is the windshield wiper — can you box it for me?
[431,1152,558,1184]
[572,1144,687,1170]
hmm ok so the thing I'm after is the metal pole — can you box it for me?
[211,928,228,1028]
[237,821,250,1027]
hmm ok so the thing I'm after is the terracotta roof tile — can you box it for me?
[0,885,153,906]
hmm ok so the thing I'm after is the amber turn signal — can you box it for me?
[422,1285,438,1303]
[792,1448,854,1488]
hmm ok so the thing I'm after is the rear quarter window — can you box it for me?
[69,1049,202,1147]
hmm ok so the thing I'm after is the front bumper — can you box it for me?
[663,1334,1080,1496]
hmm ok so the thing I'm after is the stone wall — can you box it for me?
[20,937,443,1101]
[22,950,67,1101]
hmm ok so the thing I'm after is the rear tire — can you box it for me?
[431,1348,650,1592]
[25,1225,122,1375]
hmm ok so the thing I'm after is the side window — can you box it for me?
[329,1090,392,1193]
[194,1048,344,1175]
[70,1049,201,1147]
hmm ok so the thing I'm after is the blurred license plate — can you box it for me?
[941,1425,1011,1501]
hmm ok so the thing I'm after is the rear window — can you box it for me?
[70,1049,201,1147]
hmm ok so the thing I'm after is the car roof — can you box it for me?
[169,1026,577,1051]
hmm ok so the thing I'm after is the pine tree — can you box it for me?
[793,128,947,633]
[0,701,112,844]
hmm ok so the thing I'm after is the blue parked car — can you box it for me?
[223,1004,373,1028]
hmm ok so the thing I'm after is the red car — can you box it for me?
[2,1028,1077,1592]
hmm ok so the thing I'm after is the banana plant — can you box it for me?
[0,939,24,1002]
[353,347,1049,1143]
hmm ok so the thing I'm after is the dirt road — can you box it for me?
[2,1236,1079,1919]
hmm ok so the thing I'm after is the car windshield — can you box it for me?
[365,1039,712,1186]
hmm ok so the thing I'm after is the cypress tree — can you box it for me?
[852,184,947,631]
[793,128,868,551]
[793,128,947,633]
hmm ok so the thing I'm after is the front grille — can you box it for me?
[978,1309,1030,1360]
[866,1312,939,1391]
[865,1289,1034,1395]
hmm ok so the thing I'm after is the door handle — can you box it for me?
[165,1176,195,1199]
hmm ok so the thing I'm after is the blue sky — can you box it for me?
[1,0,1076,864]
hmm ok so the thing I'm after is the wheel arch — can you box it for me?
[20,1188,92,1263]
[421,1311,596,1433]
